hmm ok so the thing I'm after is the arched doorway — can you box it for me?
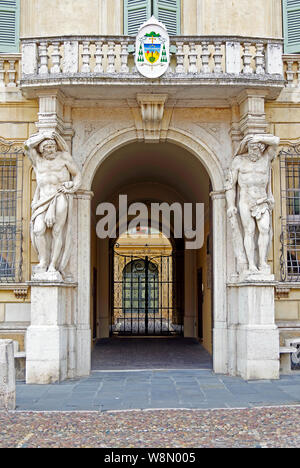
[89,140,214,353]
[77,130,227,377]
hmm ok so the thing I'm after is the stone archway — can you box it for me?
[75,128,228,378]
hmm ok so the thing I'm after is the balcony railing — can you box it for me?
[20,35,284,84]
[283,54,300,88]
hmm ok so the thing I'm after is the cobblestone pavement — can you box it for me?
[1,407,300,448]
[4,339,300,448]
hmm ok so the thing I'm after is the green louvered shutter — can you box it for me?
[153,0,180,35]
[283,0,300,53]
[124,0,152,36]
[0,0,19,53]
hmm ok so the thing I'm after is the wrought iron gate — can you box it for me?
[111,250,184,336]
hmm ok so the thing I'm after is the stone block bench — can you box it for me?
[280,338,300,374]
[13,341,26,381]
[0,340,16,410]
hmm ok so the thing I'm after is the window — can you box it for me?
[283,0,300,53]
[124,0,180,36]
[0,0,20,53]
[280,145,300,281]
[0,141,23,282]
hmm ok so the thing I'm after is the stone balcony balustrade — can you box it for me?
[19,35,285,101]
[0,54,21,89]
[283,55,300,88]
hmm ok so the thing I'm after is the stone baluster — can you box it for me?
[201,41,210,74]
[242,42,253,74]
[81,41,91,73]
[0,59,5,87]
[7,60,17,87]
[107,41,116,74]
[38,41,49,75]
[175,41,185,74]
[255,42,265,75]
[188,42,198,74]
[94,41,104,73]
[286,59,295,87]
[50,41,62,74]
[213,41,223,73]
[120,40,129,73]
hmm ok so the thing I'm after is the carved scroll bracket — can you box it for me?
[129,94,173,143]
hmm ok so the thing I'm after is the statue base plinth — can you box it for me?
[227,281,279,380]
[26,281,77,384]
[31,269,64,283]
[239,271,275,283]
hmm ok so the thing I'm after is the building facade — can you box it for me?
[0,0,300,383]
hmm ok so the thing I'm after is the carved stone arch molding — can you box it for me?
[81,126,225,192]
[78,126,228,377]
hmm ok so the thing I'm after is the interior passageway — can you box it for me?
[91,338,213,370]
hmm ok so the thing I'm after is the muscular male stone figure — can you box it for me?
[226,134,280,275]
[25,132,81,280]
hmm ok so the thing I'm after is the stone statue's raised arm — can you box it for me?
[24,133,43,167]
[24,132,55,167]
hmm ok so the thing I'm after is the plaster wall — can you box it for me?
[20,0,282,38]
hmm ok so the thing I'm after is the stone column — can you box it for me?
[75,190,93,378]
[184,249,197,338]
[211,191,228,375]
[0,340,16,410]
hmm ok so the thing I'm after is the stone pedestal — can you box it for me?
[0,340,16,410]
[228,281,279,380]
[26,282,77,384]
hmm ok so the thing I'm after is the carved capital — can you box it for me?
[36,91,74,150]
[237,90,268,136]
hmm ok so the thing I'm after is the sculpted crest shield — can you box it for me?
[135,16,170,79]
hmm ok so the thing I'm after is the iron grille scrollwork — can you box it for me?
[111,249,184,337]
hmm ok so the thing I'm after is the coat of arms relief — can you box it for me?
[135,16,170,79]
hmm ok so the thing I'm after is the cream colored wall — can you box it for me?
[265,99,300,332]
[20,0,282,38]
[196,0,282,38]
[20,0,123,37]
[0,101,38,351]
[0,101,39,283]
